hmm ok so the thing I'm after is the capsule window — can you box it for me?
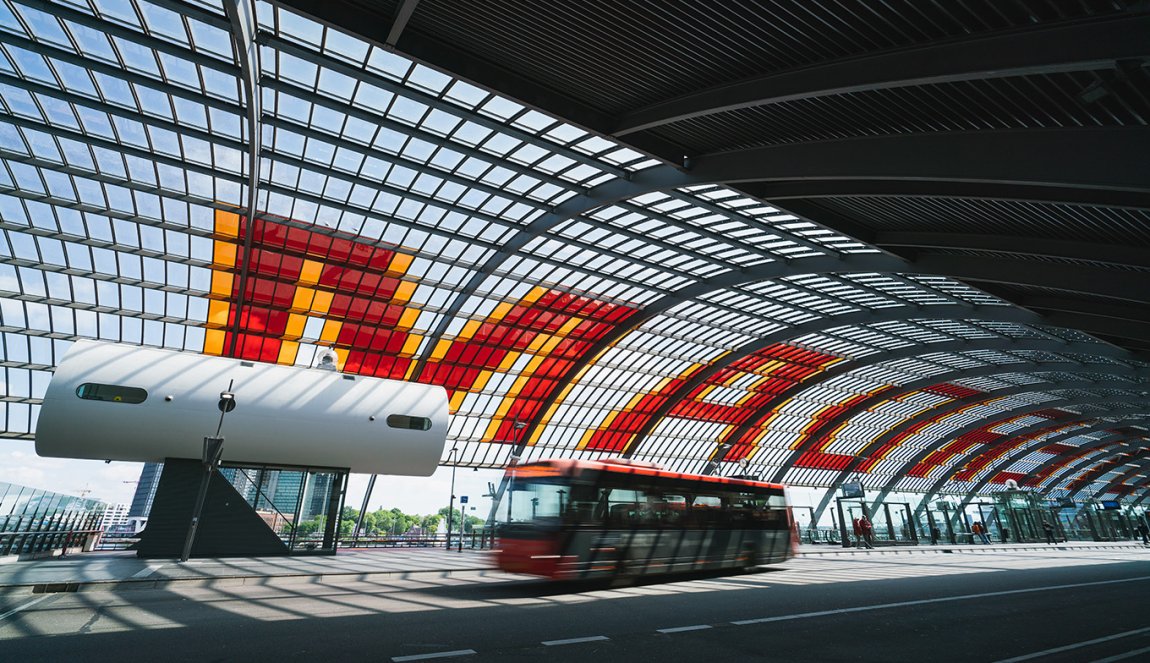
[76,383,148,404]
[386,414,432,431]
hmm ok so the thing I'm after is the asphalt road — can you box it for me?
[3,548,1148,662]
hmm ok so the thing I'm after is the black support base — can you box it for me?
[135,458,289,559]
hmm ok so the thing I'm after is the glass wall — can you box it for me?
[0,481,106,557]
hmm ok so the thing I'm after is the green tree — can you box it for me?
[296,516,324,537]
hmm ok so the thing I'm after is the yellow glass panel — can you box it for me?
[203,329,226,356]
[574,428,596,450]
[210,271,234,297]
[386,251,413,276]
[519,354,546,377]
[277,341,299,365]
[525,333,552,355]
[400,333,422,357]
[320,320,343,344]
[429,339,452,362]
[498,351,521,372]
[284,313,307,340]
[398,308,420,331]
[493,396,515,418]
[392,280,417,305]
[298,259,324,286]
[472,370,493,392]
[214,210,240,237]
[449,389,467,413]
[521,286,549,305]
[291,287,315,312]
[755,360,783,376]
[213,240,237,267]
[207,300,230,327]
[457,320,482,342]
[489,301,514,321]
[311,289,334,315]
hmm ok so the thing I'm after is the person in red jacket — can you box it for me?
[853,515,875,549]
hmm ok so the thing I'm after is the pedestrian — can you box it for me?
[1137,522,1149,545]
[1042,519,1056,545]
[859,515,875,549]
[929,523,940,545]
[974,521,990,545]
[851,516,863,548]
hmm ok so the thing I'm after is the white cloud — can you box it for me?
[3,440,142,504]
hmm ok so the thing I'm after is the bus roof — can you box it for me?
[507,458,786,491]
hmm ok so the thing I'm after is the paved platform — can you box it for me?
[1,541,1144,596]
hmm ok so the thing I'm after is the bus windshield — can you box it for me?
[495,476,572,523]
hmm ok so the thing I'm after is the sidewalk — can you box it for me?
[0,547,496,596]
[798,540,1146,556]
[1,540,1144,596]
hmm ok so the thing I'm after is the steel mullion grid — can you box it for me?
[260,29,627,180]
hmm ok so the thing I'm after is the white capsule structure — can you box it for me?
[36,340,449,475]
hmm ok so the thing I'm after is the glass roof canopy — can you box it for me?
[2,0,1148,504]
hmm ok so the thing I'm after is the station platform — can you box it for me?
[1,541,1144,597]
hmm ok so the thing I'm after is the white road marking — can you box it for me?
[732,575,1150,626]
[131,565,165,578]
[0,596,50,623]
[391,650,476,662]
[542,635,610,646]
[657,625,712,634]
[991,627,1150,663]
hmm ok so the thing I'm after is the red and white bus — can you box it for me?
[493,459,795,581]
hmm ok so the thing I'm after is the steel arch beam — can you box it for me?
[875,412,1150,520]
[814,413,1135,524]
[949,420,1150,499]
[746,181,1150,210]
[408,128,1148,386]
[817,407,1142,518]
[686,129,1150,196]
[948,428,1150,515]
[870,397,1150,513]
[1060,445,1150,499]
[223,0,263,358]
[1127,473,1150,503]
[875,233,1150,271]
[499,254,903,453]
[616,304,1039,462]
[1093,456,1150,499]
[911,254,1150,307]
[1054,439,1150,494]
[1039,313,1150,350]
[763,358,1150,481]
[1132,479,1150,507]
[711,338,1141,472]
[1019,297,1150,325]
[887,386,1150,503]
[612,14,1150,135]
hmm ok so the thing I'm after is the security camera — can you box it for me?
[315,348,338,371]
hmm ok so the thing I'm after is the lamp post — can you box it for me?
[445,447,458,550]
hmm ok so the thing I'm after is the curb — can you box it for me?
[799,543,1145,557]
[0,566,501,597]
